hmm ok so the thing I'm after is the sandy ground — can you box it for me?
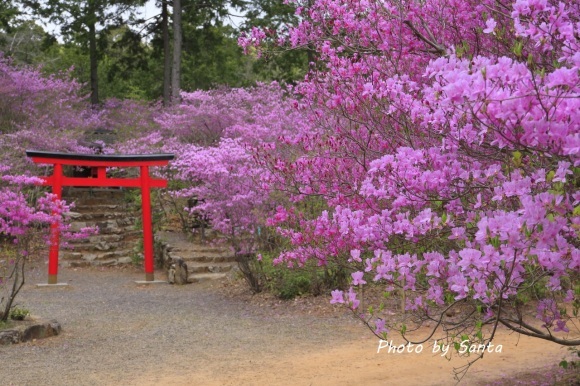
[2,264,577,386]
[130,324,573,386]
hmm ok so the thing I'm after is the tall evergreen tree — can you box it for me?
[171,0,182,105]
[21,0,146,104]
[0,2,19,33]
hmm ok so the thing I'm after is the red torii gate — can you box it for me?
[26,150,175,284]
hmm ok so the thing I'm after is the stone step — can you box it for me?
[88,234,125,243]
[187,272,228,283]
[62,237,141,253]
[64,257,134,268]
[67,231,142,243]
[168,246,232,257]
[63,195,128,207]
[63,187,127,196]
[68,199,129,207]
[170,244,230,252]
[65,211,137,221]
[62,241,136,252]
[185,262,234,274]
[168,252,235,264]
[67,204,129,210]
[66,240,141,252]
[66,218,137,229]
[68,221,139,235]
[61,249,135,262]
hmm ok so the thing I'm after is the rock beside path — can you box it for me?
[0,318,62,345]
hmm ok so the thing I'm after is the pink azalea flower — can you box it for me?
[483,18,497,34]
[351,271,367,286]
[330,290,345,304]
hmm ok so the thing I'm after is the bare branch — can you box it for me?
[403,20,447,57]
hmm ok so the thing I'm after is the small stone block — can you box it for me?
[134,280,167,285]
[36,283,70,287]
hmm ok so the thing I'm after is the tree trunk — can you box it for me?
[88,1,99,105]
[170,0,182,106]
[307,0,315,65]
[162,0,171,106]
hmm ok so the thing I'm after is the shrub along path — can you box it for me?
[0,263,574,386]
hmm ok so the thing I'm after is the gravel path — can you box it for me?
[1,264,357,386]
[2,264,575,386]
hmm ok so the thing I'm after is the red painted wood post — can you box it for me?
[140,165,155,281]
[48,163,63,284]
[97,166,106,181]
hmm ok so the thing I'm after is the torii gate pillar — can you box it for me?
[27,151,175,284]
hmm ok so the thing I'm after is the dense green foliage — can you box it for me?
[1,0,308,100]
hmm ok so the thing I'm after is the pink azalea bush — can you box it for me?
[242,0,580,358]
[112,83,313,292]
[0,165,94,321]
[0,57,104,320]
[0,55,99,170]
[1,0,577,370]
[97,98,163,146]
[153,83,310,244]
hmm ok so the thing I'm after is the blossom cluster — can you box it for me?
[248,0,579,337]
[0,55,95,170]
[160,83,310,240]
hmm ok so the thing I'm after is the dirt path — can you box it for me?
[130,325,573,386]
[1,264,576,386]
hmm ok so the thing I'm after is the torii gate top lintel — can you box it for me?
[26,150,175,284]
[26,150,174,165]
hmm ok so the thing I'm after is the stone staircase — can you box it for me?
[60,187,141,267]
[60,188,237,283]
[155,230,237,283]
